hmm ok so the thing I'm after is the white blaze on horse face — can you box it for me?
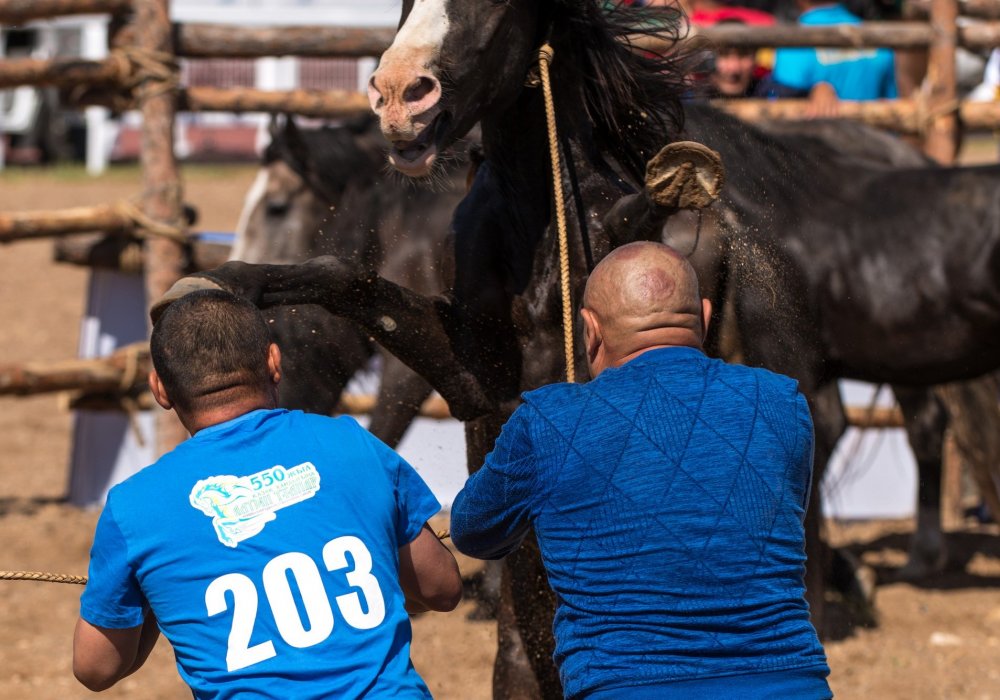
[393,0,449,56]
[369,0,448,147]
[230,168,269,262]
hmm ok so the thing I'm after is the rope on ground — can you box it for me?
[537,43,577,385]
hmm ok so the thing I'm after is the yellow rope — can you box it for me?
[536,44,576,384]
[0,571,87,586]
[2,531,452,587]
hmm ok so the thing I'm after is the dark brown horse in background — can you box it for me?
[680,101,1000,600]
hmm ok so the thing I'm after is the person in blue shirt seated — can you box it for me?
[450,242,831,699]
[764,0,897,116]
[73,289,462,699]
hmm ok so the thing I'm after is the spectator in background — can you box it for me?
[763,0,897,115]
[689,6,777,100]
[709,41,766,97]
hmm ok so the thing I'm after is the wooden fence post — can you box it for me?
[132,0,189,453]
[924,0,960,164]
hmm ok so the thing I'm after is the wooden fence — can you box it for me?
[0,0,996,439]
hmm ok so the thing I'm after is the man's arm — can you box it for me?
[450,405,536,560]
[73,613,160,691]
[398,523,463,613]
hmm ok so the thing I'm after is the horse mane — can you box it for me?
[550,0,694,184]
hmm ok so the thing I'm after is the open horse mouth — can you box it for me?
[389,111,451,178]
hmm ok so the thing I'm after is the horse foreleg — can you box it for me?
[153,258,495,421]
[893,385,949,579]
[367,351,433,448]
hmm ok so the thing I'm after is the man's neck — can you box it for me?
[613,342,703,369]
[179,394,277,436]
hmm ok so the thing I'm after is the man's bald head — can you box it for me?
[581,242,711,377]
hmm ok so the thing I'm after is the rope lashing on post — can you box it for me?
[915,94,962,137]
[74,47,182,113]
[535,43,577,384]
[114,46,182,100]
[114,200,189,245]
[2,532,452,586]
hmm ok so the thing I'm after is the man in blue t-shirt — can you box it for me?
[73,290,462,699]
[451,242,831,699]
[765,0,897,115]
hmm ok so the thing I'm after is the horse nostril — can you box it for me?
[367,74,385,110]
[404,76,438,105]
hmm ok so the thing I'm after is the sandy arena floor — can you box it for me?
[0,163,998,699]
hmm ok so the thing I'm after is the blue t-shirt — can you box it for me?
[81,408,441,700]
[771,4,897,99]
[451,347,831,699]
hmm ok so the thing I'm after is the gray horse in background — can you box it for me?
[230,114,468,447]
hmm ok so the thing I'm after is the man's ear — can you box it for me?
[581,307,602,365]
[148,370,173,411]
[267,343,282,385]
[700,297,713,341]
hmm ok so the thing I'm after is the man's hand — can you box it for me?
[807,82,840,119]
[398,524,463,613]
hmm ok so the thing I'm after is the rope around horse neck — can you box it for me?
[537,44,577,384]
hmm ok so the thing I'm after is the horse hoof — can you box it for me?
[150,276,224,324]
[897,550,949,581]
[645,140,724,210]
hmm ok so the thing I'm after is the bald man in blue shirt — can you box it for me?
[451,242,831,699]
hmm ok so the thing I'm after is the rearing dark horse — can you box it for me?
[155,3,711,696]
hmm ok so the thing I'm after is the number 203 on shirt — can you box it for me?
[207,535,386,672]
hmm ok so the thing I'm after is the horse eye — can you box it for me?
[265,199,290,217]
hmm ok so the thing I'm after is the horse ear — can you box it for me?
[269,114,285,141]
[283,115,303,143]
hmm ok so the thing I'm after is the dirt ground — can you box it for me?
[1,162,998,699]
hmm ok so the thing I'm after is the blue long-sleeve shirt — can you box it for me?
[451,347,831,699]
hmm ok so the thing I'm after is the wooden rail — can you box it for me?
[0,0,131,25]
[180,87,371,119]
[0,204,132,242]
[175,24,396,59]
[0,345,906,428]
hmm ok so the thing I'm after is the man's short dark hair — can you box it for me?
[150,290,272,412]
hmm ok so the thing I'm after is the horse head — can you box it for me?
[368,0,542,177]
[231,113,384,265]
[370,1,690,185]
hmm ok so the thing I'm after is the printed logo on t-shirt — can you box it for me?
[189,462,321,547]
[815,48,877,66]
